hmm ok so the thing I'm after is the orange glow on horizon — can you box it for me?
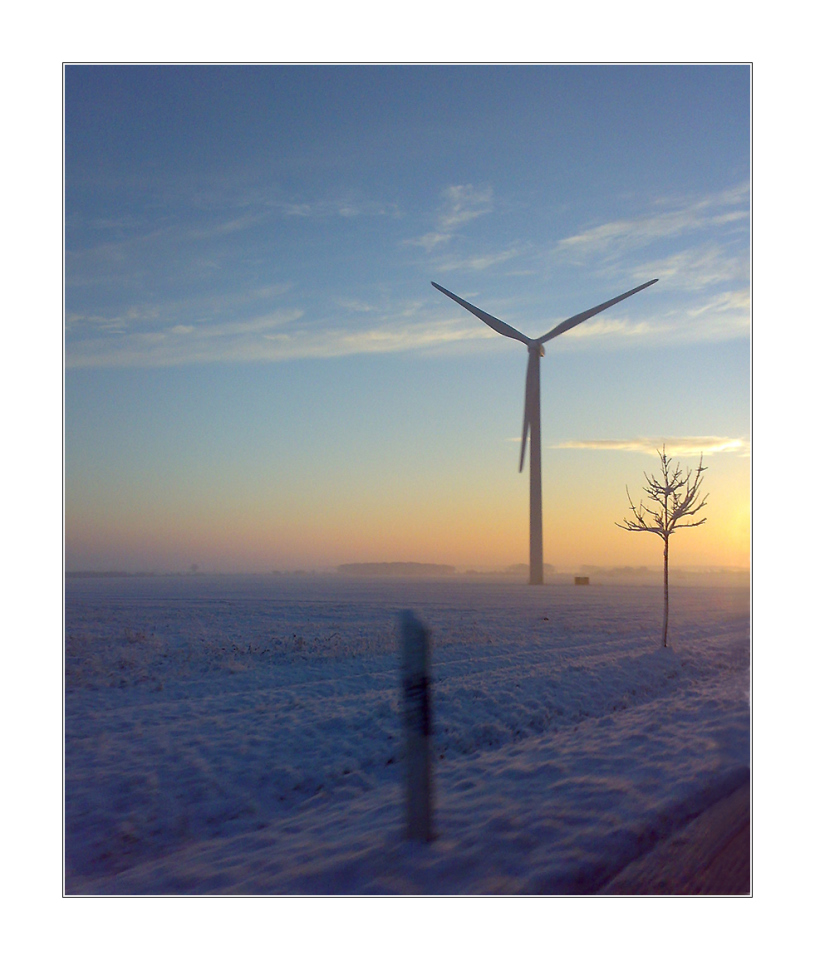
[66,461,749,574]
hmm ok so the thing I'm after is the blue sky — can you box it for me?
[65,65,750,573]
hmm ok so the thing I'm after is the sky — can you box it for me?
[64,65,750,574]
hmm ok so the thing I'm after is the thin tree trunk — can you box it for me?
[662,536,669,647]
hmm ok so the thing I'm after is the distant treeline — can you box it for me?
[336,562,456,578]
[66,571,155,578]
[66,570,203,579]
[579,566,652,579]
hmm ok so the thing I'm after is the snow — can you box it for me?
[64,575,750,894]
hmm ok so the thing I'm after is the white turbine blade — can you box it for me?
[431,282,531,345]
[539,278,658,345]
[519,351,534,472]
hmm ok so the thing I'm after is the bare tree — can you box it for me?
[617,447,708,647]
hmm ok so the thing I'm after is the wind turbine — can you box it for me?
[431,277,658,585]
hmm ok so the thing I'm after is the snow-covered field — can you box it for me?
[64,574,750,894]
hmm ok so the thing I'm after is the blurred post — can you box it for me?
[399,610,434,841]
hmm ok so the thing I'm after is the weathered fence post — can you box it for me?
[399,610,433,842]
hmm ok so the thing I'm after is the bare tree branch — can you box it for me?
[616,446,708,647]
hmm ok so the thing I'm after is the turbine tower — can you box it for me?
[432,278,658,585]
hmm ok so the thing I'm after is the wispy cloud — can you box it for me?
[186,211,271,240]
[66,284,293,335]
[669,288,750,341]
[552,436,750,457]
[66,306,496,368]
[438,184,493,231]
[435,247,521,273]
[408,232,452,253]
[316,317,495,358]
[629,244,748,292]
[331,297,377,313]
[539,284,749,349]
[279,198,400,219]
[67,308,305,367]
[557,183,749,258]
[565,316,655,340]
[405,183,493,251]
[67,192,401,289]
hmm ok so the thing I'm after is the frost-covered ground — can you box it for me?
[64,575,749,894]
